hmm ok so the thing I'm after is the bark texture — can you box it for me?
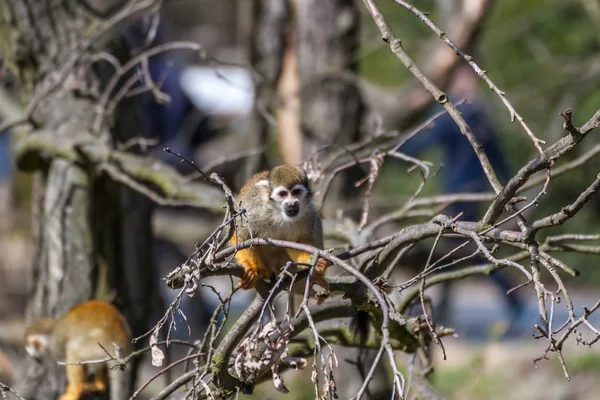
[295,0,362,150]
[295,0,365,214]
[235,0,288,188]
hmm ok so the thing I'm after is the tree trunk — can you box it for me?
[295,0,365,215]
[295,0,362,150]
[27,159,94,319]
[234,0,288,188]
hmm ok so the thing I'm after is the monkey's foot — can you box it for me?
[59,384,85,400]
[238,265,264,290]
[59,394,80,400]
[84,378,107,393]
[311,274,329,291]
[310,274,330,305]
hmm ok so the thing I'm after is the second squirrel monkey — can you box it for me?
[231,165,329,291]
[23,299,132,400]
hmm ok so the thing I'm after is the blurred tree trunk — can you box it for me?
[275,0,301,166]
[248,0,365,204]
[0,1,154,398]
[235,0,288,188]
[295,0,363,151]
[295,0,365,215]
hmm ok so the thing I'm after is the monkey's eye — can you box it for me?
[291,188,303,197]
[277,190,288,198]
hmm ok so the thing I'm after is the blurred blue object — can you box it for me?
[123,19,215,172]
[144,58,214,168]
[0,129,10,180]
[396,66,525,330]
[0,127,12,215]
[399,99,509,221]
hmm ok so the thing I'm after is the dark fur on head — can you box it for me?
[267,165,309,193]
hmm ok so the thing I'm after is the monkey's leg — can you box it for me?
[286,249,313,266]
[84,365,108,393]
[60,364,87,400]
[233,243,269,289]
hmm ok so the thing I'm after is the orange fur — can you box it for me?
[24,300,132,400]
[286,242,330,299]
[285,248,312,265]
[231,236,270,289]
[231,165,329,299]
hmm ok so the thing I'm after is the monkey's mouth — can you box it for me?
[283,205,299,217]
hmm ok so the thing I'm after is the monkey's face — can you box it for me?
[24,334,50,359]
[268,183,311,221]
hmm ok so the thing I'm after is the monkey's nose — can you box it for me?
[284,203,299,217]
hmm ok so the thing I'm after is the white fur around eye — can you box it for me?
[270,186,289,201]
[290,184,308,197]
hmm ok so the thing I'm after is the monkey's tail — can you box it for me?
[109,362,132,400]
[350,308,370,346]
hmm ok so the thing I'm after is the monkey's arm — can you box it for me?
[287,248,329,278]
[285,248,312,265]
[231,236,269,289]
[286,228,330,293]
[285,218,325,269]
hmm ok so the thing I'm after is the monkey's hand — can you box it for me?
[315,257,329,275]
[312,258,330,305]
[312,257,330,289]
[287,249,330,303]
[235,248,269,290]
[60,382,85,400]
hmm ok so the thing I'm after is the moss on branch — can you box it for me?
[14,128,226,212]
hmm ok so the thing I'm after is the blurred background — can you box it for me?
[1,0,600,399]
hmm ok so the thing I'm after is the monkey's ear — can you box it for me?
[255,179,271,194]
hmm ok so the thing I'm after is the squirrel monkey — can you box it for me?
[23,300,132,400]
[231,165,329,293]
